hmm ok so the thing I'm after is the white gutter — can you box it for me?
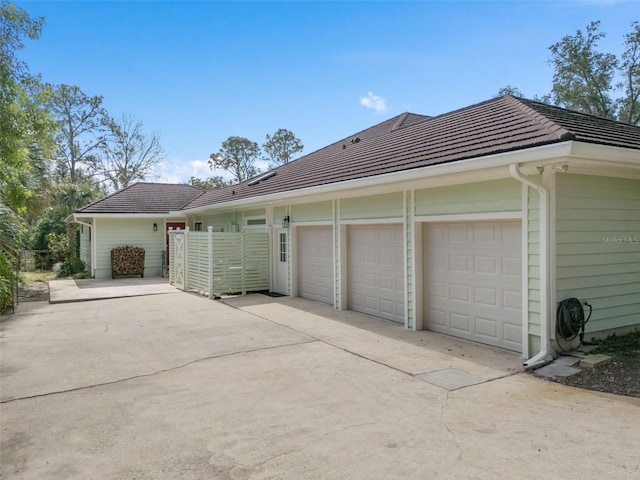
[509,164,553,368]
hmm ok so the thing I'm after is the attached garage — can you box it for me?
[297,226,334,305]
[348,224,405,323]
[423,221,522,352]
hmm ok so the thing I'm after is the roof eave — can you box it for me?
[71,212,190,219]
[177,141,579,215]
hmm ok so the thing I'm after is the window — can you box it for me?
[194,222,203,231]
[279,233,287,262]
[244,217,267,231]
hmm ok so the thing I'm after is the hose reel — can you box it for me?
[556,297,592,346]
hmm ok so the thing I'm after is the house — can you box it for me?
[72,95,640,366]
[70,182,204,279]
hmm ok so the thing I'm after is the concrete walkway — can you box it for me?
[49,277,176,303]
[1,292,639,479]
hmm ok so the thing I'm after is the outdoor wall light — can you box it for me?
[153,223,158,232]
[282,216,290,228]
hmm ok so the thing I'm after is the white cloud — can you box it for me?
[153,157,233,184]
[359,91,387,112]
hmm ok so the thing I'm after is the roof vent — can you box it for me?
[342,144,346,149]
[351,137,361,144]
[248,171,277,186]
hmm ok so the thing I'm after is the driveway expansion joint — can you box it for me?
[0,339,319,404]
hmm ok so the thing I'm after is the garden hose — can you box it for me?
[556,297,592,345]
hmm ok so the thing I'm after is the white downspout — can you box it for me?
[509,164,552,368]
[70,215,95,277]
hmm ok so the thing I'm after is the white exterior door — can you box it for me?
[274,228,289,294]
[348,224,405,323]
[297,226,334,305]
[423,221,522,352]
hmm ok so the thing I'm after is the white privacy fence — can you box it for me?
[168,227,269,297]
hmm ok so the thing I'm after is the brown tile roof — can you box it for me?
[184,96,640,211]
[77,183,204,214]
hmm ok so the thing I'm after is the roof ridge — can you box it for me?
[506,96,576,141]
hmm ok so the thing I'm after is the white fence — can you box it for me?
[168,227,269,297]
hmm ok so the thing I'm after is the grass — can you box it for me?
[20,271,55,285]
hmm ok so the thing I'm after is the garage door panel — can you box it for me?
[298,227,334,305]
[349,225,405,324]
[424,221,522,352]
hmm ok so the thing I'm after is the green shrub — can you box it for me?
[0,252,17,312]
[47,232,68,263]
[53,258,86,278]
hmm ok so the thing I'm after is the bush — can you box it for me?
[47,232,68,263]
[0,252,17,312]
[53,258,86,278]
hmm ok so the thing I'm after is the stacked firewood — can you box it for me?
[111,246,145,278]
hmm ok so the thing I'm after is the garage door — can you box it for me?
[297,226,334,305]
[348,225,405,323]
[424,221,522,352]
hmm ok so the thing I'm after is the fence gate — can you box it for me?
[173,231,186,290]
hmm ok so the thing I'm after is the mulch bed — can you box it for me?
[550,331,640,398]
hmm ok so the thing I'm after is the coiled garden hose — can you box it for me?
[556,297,592,344]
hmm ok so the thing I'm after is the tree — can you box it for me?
[209,136,261,184]
[548,20,640,124]
[48,84,109,184]
[496,85,524,97]
[49,181,95,264]
[187,176,231,190]
[93,114,164,192]
[262,128,303,168]
[1,1,53,214]
[0,1,54,310]
[618,22,640,125]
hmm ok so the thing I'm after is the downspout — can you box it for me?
[509,164,552,368]
[68,214,95,278]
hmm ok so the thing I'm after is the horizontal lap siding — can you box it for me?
[95,218,165,279]
[528,185,541,346]
[556,174,640,333]
[341,192,403,220]
[415,178,521,216]
[291,201,332,222]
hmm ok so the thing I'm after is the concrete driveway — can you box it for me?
[1,291,639,479]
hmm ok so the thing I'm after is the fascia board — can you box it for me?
[569,142,640,165]
[176,142,576,215]
[73,213,188,219]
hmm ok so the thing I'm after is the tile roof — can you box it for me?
[183,95,640,211]
[77,183,204,214]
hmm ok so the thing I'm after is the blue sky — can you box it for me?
[17,0,638,184]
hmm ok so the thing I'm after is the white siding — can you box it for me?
[556,174,640,334]
[94,218,166,279]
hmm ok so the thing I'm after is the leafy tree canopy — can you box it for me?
[209,136,261,184]
[187,176,232,190]
[48,83,110,184]
[550,20,640,124]
[263,128,303,168]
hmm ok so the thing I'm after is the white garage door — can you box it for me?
[424,221,522,352]
[297,226,334,305]
[348,225,405,323]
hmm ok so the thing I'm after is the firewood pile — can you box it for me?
[111,246,145,278]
